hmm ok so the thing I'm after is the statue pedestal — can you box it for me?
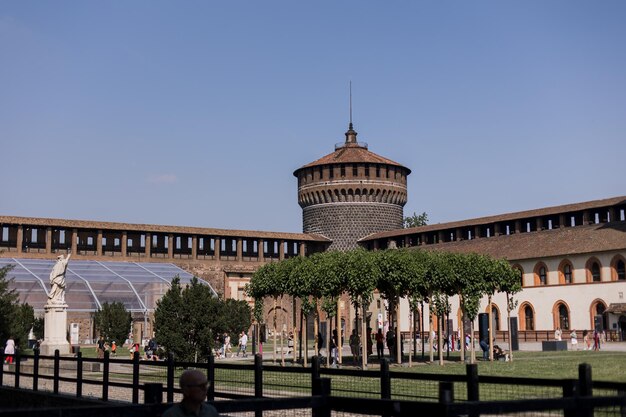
[40,303,71,356]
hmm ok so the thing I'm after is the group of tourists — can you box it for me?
[214,331,248,359]
[581,329,605,351]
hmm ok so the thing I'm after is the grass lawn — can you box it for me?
[377,350,626,383]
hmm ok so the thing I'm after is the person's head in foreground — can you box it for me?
[163,369,218,417]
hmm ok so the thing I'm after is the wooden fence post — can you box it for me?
[14,352,20,389]
[312,377,331,417]
[132,351,140,404]
[439,381,454,404]
[466,363,479,417]
[311,355,320,389]
[53,349,60,394]
[380,358,391,400]
[207,354,215,401]
[562,379,578,417]
[102,350,110,401]
[76,351,83,397]
[144,383,163,404]
[578,363,593,417]
[33,348,39,391]
[167,352,175,403]
[254,354,263,417]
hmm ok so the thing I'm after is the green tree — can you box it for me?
[403,212,429,228]
[94,302,132,344]
[33,317,44,340]
[0,265,35,349]
[155,276,251,362]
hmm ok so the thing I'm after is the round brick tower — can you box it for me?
[293,123,411,251]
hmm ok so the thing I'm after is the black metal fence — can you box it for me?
[2,350,626,416]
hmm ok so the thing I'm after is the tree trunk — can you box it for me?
[326,315,331,367]
[409,308,414,367]
[428,298,434,363]
[337,298,342,365]
[361,302,368,369]
[438,312,444,365]
[459,296,465,363]
[395,302,401,365]
[273,298,278,364]
[470,320,476,364]
[280,297,285,367]
[488,295,493,362]
[507,292,514,362]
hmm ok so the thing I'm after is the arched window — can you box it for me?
[564,264,572,284]
[487,304,500,331]
[559,260,573,284]
[591,263,601,282]
[591,301,608,331]
[534,263,548,286]
[522,304,534,331]
[586,258,602,282]
[558,304,570,330]
[611,256,625,281]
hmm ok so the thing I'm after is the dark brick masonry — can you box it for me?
[303,204,403,251]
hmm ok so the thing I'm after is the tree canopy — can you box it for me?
[94,301,132,344]
[0,265,35,349]
[403,212,429,228]
[154,276,251,362]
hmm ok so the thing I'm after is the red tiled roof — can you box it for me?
[361,196,626,241]
[0,216,331,242]
[417,221,626,261]
[294,144,410,174]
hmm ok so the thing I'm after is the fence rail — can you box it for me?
[2,349,626,416]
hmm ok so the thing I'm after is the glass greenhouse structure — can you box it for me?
[0,258,216,314]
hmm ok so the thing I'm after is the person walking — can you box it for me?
[237,331,248,357]
[570,330,578,350]
[349,330,360,366]
[97,336,106,359]
[330,329,339,367]
[4,336,15,364]
[375,329,385,361]
[223,333,231,358]
[111,341,117,357]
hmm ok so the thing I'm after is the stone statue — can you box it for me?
[48,254,71,305]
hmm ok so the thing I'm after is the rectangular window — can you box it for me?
[364,165,370,177]
[329,167,334,179]
[376,165,380,177]
[352,165,358,176]
[340,166,346,177]
[1,227,7,242]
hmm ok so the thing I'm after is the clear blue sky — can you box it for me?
[1,2,625,233]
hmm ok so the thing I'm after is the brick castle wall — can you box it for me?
[303,203,403,251]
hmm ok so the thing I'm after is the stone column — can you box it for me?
[214,238,221,260]
[46,227,52,254]
[16,225,23,254]
[258,239,264,262]
[191,236,197,259]
[40,303,71,355]
[279,240,285,261]
[97,230,103,256]
[122,231,128,257]
[168,234,174,258]
[145,233,151,257]
[299,242,306,257]
[559,214,566,228]
[236,238,243,261]
[71,229,77,255]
